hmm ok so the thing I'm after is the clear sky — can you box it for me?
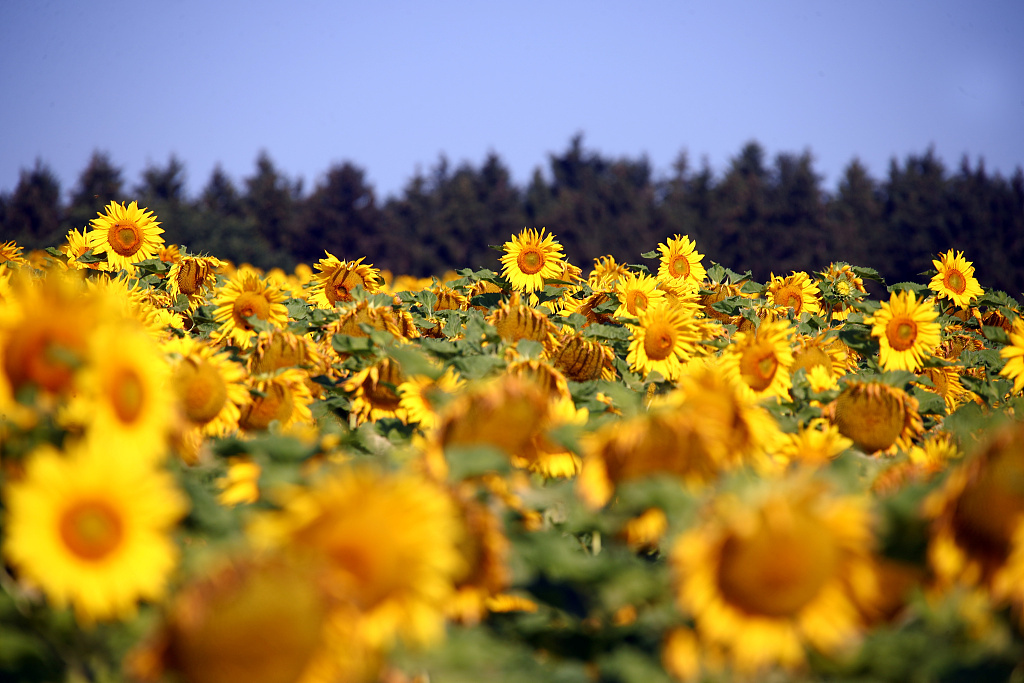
[2,0,1022,204]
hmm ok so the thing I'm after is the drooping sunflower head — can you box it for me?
[86,200,164,272]
[551,332,616,382]
[239,368,315,433]
[790,332,852,383]
[771,418,854,469]
[2,442,187,624]
[309,252,382,308]
[499,228,566,293]
[447,485,512,625]
[626,301,703,381]
[670,476,876,674]
[767,271,822,318]
[614,269,666,319]
[211,267,290,349]
[924,420,1024,593]
[720,318,796,401]
[867,289,941,372]
[61,228,104,271]
[328,299,419,343]
[656,234,707,291]
[930,250,984,308]
[167,255,223,310]
[826,380,923,454]
[342,357,408,426]
[486,293,560,353]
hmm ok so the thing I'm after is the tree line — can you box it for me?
[3,135,1023,297]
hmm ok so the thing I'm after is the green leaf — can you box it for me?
[887,282,930,297]
[851,265,886,284]
[451,354,506,380]
[640,250,659,259]
[445,444,511,480]
[331,334,375,355]
[981,325,1011,346]
[582,323,631,342]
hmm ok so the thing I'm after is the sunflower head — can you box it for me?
[87,201,165,272]
[827,380,923,454]
[167,255,222,309]
[930,250,984,308]
[614,269,666,319]
[656,234,707,291]
[309,252,382,308]
[670,476,875,674]
[499,228,566,293]
[626,302,703,381]
[767,271,822,318]
[342,357,408,426]
[486,293,560,353]
[551,333,616,382]
[868,290,941,372]
[587,254,631,289]
[720,318,796,400]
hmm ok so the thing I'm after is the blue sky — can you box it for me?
[2,0,1022,203]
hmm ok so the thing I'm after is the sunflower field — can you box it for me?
[2,201,1024,683]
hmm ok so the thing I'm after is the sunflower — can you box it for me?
[2,442,187,623]
[211,267,290,349]
[656,234,707,293]
[86,200,164,272]
[818,262,868,321]
[447,486,512,625]
[916,365,971,413]
[514,395,587,478]
[999,319,1024,395]
[343,357,408,426]
[486,293,560,354]
[551,333,616,382]
[867,290,940,372]
[923,420,1024,598]
[499,228,566,293]
[64,321,174,460]
[216,457,262,506]
[248,465,466,649]
[825,380,923,454]
[0,268,111,416]
[328,299,419,344]
[930,250,984,308]
[61,228,104,271]
[0,239,29,267]
[167,255,223,310]
[670,477,876,675]
[626,302,703,381]
[308,252,382,308]
[165,336,249,438]
[719,319,796,401]
[587,254,631,289]
[239,368,315,433]
[136,554,338,683]
[398,366,465,430]
[791,332,854,380]
[767,271,822,318]
[770,418,854,469]
[614,269,666,319]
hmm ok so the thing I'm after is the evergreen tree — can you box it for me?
[135,155,187,206]
[294,161,381,266]
[201,165,245,218]
[66,151,124,230]
[3,161,63,247]
[881,147,951,282]
[244,151,300,255]
[766,151,828,272]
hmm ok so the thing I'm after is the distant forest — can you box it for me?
[3,136,1023,297]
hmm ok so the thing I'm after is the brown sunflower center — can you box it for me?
[174,358,229,424]
[626,290,649,316]
[517,248,545,275]
[108,221,143,257]
[232,292,272,330]
[717,510,839,617]
[643,323,676,361]
[944,269,967,295]
[110,367,145,424]
[774,284,804,314]
[240,383,294,431]
[739,344,779,392]
[886,318,918,351]
[60,500,124,561]
[668,255,690,279]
